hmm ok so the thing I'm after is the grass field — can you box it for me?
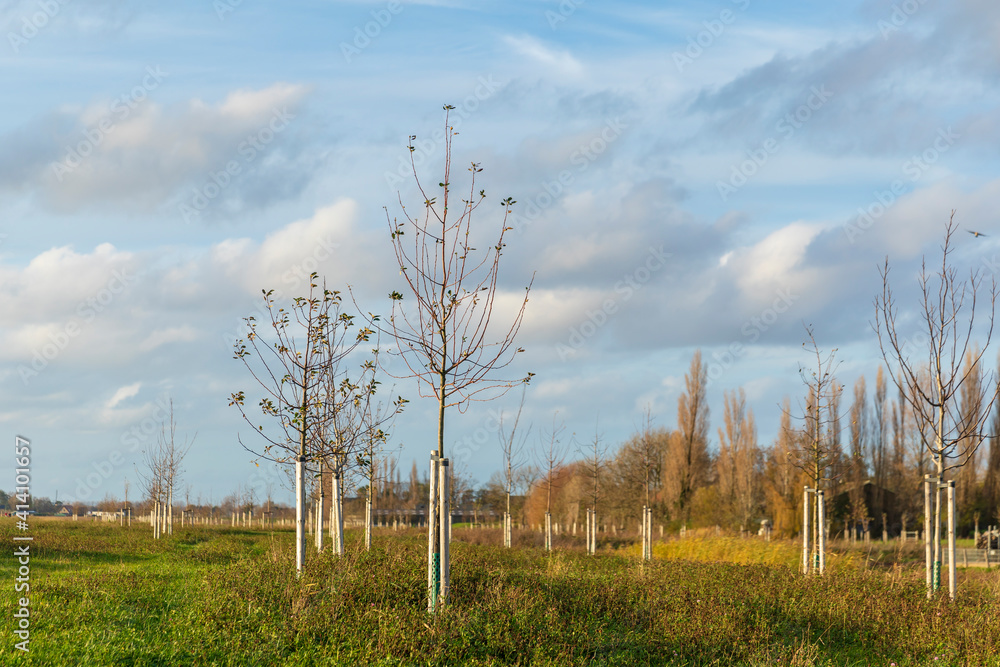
[2,520,999,666]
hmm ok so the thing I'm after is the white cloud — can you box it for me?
[3,83,311,214]
[503,35,585,79]
[107,382,141,409]
[732,222,824,299]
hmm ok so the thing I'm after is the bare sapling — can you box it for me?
[499,386,530,548]
[874,213,1000,598]
[791,326,843,574]
[375,106,533,611]
[580,420,608,555]
[537,415,568,553]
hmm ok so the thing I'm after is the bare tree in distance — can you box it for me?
[874,213,999,598]
[136,399,194,539]
[537,414,569,552]
[357,416,403,551]
[136,442,166,538]
[580,418,610,554]
[315,344,403,555]
[499,386,530,548]
[635,409,662,559]
[371,106,534,610]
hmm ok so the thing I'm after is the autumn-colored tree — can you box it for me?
[765,397,802,536]
[847,377,871,541]
[665,351,710,522]
[870,367,889,535]
[716,388,760,532]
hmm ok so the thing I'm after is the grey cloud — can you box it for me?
[0,83,315,220]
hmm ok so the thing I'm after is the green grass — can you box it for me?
[2,520,999,665]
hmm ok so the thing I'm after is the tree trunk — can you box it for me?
[332,467,344,556]
[365,485,373,551]
[317,466,326,552]
[439,458,451,605]
[802,487,810,574]
[295,457,306,575]
[427,454,440,613]
[817,490,826,574]
[946,481,956,599]
[924,475,933,597]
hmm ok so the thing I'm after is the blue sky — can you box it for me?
[3,0,999,505]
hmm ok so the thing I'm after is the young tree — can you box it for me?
[498,387,530,548]
[379,107,533,610]
[793,326,843,573]
[633,410,663,558]
[136,400,193,539]
[874,214,999,597]
[580,420,609,554]
[160,401,194,536]
[230,275,377,574]
[536,415,568,552]
[136,444,165,537]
